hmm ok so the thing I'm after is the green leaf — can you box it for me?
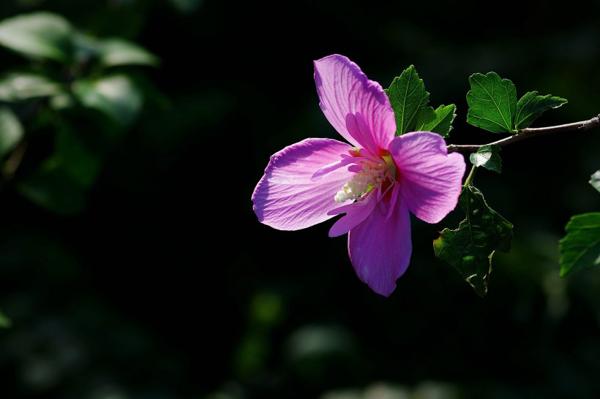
[514,91,567,129]
[73,75,143,126]
[387,66,457,137]
[0,309,11,328]
[590,170,600,193]
[0,107,24,158]
[415,104,456,137]
[433,185,513,296]
[466,72,517,133]
[0,12,72,62]
[559,213,600,277]
[0,73,63,102]
[99,39,159,67]
[386,65,429,135]
[469,145,502,173]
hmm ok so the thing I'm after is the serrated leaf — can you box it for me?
[433,185,513,296]
[559,213,600,277]
[73,75,142,126]
[416,104,456,137]
[466,72,517,133]
[0,107,24,158]
[590,171,600,193]
[0,12,72,62]
[386,65,429,135]
[514,91,567,129]
[469,145,502,173]
[0,73,62,102]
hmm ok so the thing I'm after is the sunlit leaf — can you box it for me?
[415,103,456,137]
[514,91,567,129]
[386,65,429,135]
[73,75,143,126]
[387,66,456,136]
[0,107,24,158]
[0,12,72,62]
[469,145,502,173]
[466,72,517,133]
[99,39,158,67]
[0,73,62,101]
[434,185,513,296]
[559,213,600,277]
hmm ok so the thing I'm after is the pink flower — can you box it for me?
[252,55,466,296]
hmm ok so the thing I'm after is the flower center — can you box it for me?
[334,153,396,203]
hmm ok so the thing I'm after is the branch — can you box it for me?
[447,114,600,153]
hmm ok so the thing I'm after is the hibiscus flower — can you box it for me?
[252,54,466,296]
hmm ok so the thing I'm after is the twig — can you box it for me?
[447,114,600,153]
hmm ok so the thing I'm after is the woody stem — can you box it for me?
[447,114,600,153]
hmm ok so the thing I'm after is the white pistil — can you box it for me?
[334,161,386,203]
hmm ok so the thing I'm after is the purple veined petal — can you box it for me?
[389,132,466,224]
[252,138,353,231]
[314,54,396,154]
[328,190,378,237]
[311,153,363,181]
[348,189,412,297]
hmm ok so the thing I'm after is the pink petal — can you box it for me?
[314,54,396,154]
[328,191,378,237]
[389,132,466,224]
[348,190,412,297]
[252,138,353,230]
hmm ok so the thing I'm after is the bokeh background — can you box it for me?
[0,0,599,398]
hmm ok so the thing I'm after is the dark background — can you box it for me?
[0,0,599,398]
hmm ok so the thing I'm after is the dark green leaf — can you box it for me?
[0,73,63,102]
[53,126,101,188]
[514,91,567,129]
[559,213,600,277]
[18,163,87,215]
[469,145,502,173]
[17,124,101,214]
[73,75,143,126]
[0,107,23,158]
[466,72,517,133]
[415,104,456,137]
[433,185,513,296]
[589,170,600,193]
[386,65,429,135]
[0,12,72,62]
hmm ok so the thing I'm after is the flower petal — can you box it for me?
[252,138,353,230]
[348,190,412,297]
[314,54,396,154]
[328,191,378,237]
[390,132,466,224]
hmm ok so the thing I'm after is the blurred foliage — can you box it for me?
[0,11,157,214]
[0,1,598,399]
